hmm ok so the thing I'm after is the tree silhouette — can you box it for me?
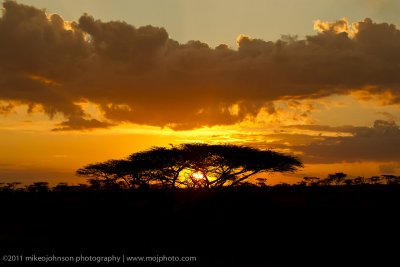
[26,182,49,192]
[275,182,291,187]
[77,159,135,189]
[53,183,73,192]
[302,176,320,186]
[344,179,354,186]
[77,143,302,189]
[327,172,347,186]
[255,178,268,187]
[180,144,302,188]
[353,176,366,185]
[0,182,21,192]
[128,146,187,188]
[381,175,399,185]
[368,176,382,185]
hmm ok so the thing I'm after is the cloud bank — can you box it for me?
[282,120,400,163]
[1,1,400,130]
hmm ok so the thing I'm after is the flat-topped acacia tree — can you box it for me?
[77,144,302,189]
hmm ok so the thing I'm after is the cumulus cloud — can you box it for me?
[1,1,400,130]
[314,18,359,37]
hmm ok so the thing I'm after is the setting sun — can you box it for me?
[192,171,205,180]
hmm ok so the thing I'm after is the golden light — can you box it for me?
[192,171,205,180]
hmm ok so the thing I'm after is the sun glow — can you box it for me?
[192,171,205,180]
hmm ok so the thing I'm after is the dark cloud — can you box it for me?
[293,120,400,163]
[1,1,400,130]
[0,1,90,125]
[283,124,357,133]
[209,120,400,164]
[52,116,114,131]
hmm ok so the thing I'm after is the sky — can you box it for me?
[1,0,400,185]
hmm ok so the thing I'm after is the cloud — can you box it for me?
[283,124,356,134]
[378,162,400,174]
[293,120,400,163]
[206,119,400,164]
[314,18,358,37]
[378,111,397,123]
[0,101,15,114]
[1,1,400,130]
[52,116,114,131]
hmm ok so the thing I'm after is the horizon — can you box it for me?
[1,0,400,186]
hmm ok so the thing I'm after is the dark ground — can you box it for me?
[1,186,400,266]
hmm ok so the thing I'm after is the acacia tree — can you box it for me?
[77,143,302,189]
[180,144,302,188]
[302,177,320,186]
[76,159,136,189]
[326,172,347,186]
[335,172,348,185]
[128,146,187,188]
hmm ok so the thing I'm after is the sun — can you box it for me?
[192,171,205,180]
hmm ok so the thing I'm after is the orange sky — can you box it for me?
[1,1,400,185]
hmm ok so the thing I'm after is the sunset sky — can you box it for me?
[1,0,400,185]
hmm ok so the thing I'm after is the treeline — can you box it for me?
[298,172,400,186]
[1,143,399,191]
[0,181,86,192]
[1,172,400,192]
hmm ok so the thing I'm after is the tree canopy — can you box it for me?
[77,143,303,189]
